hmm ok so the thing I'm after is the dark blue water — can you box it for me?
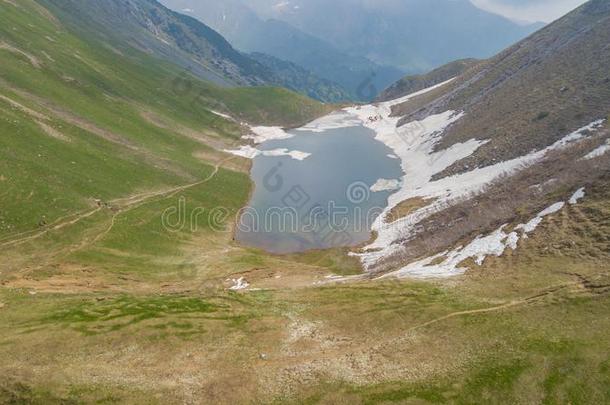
[235,125,402,254]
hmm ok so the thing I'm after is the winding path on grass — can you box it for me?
[0,155,236,250]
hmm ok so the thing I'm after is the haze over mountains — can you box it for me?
[162,0,542,99]
[159,0,404,100]
[472,0,588,23]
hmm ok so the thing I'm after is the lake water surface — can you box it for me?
[235,125,403,254]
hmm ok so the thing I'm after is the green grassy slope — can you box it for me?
[0,174,609,403]
[0,0,328,240]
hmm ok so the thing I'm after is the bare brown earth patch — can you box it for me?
[0,94,49,121]
[386,197,437,223]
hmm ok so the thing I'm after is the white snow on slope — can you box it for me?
[382,194,582,279]
[371,179,401,192]
[229,277,249,290]
[295,111,361,133]
[244,126,293,144]
[225,145,311,161]
[209,110,233,120]
[584,139,610,160]
[355,116,605,271]
[515,202,565,235]
[569,188,586,205]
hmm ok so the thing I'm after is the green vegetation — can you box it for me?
[1,1,609,404]
[0,0,327,240]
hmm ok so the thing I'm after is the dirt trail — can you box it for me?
[381,282,579,346]
[0,42,42,68]
[0,155,235,250]
[83,156,228,248]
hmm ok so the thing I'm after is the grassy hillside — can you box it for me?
[0,174,609,403]
[0,0,328,237]
[0,0,333,289]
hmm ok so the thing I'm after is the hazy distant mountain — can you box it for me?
[159,0,405,100]
[250,52,353,102]
[470,0,588,23]
[244,0,544,72]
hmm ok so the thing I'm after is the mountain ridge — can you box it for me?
[159,0,405,100]
[359,0,610,276]
[40,0,349,102]
[244,0,544,72]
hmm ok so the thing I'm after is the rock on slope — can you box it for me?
[40,0,274,86]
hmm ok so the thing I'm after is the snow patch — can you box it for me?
[569,188,586,205]
[583,139,610,160]
[244,126,293,144]
[209,110,232,120]
[355,118,605,271]
[224,146,310,161]
[383,199,570,279]
[295,111,361,133]
[371,179,401,192]
[381,226,513,279]
[515,202,565,235]
[229,277,249,291]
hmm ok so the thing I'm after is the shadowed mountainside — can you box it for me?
[377,59,480,102]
